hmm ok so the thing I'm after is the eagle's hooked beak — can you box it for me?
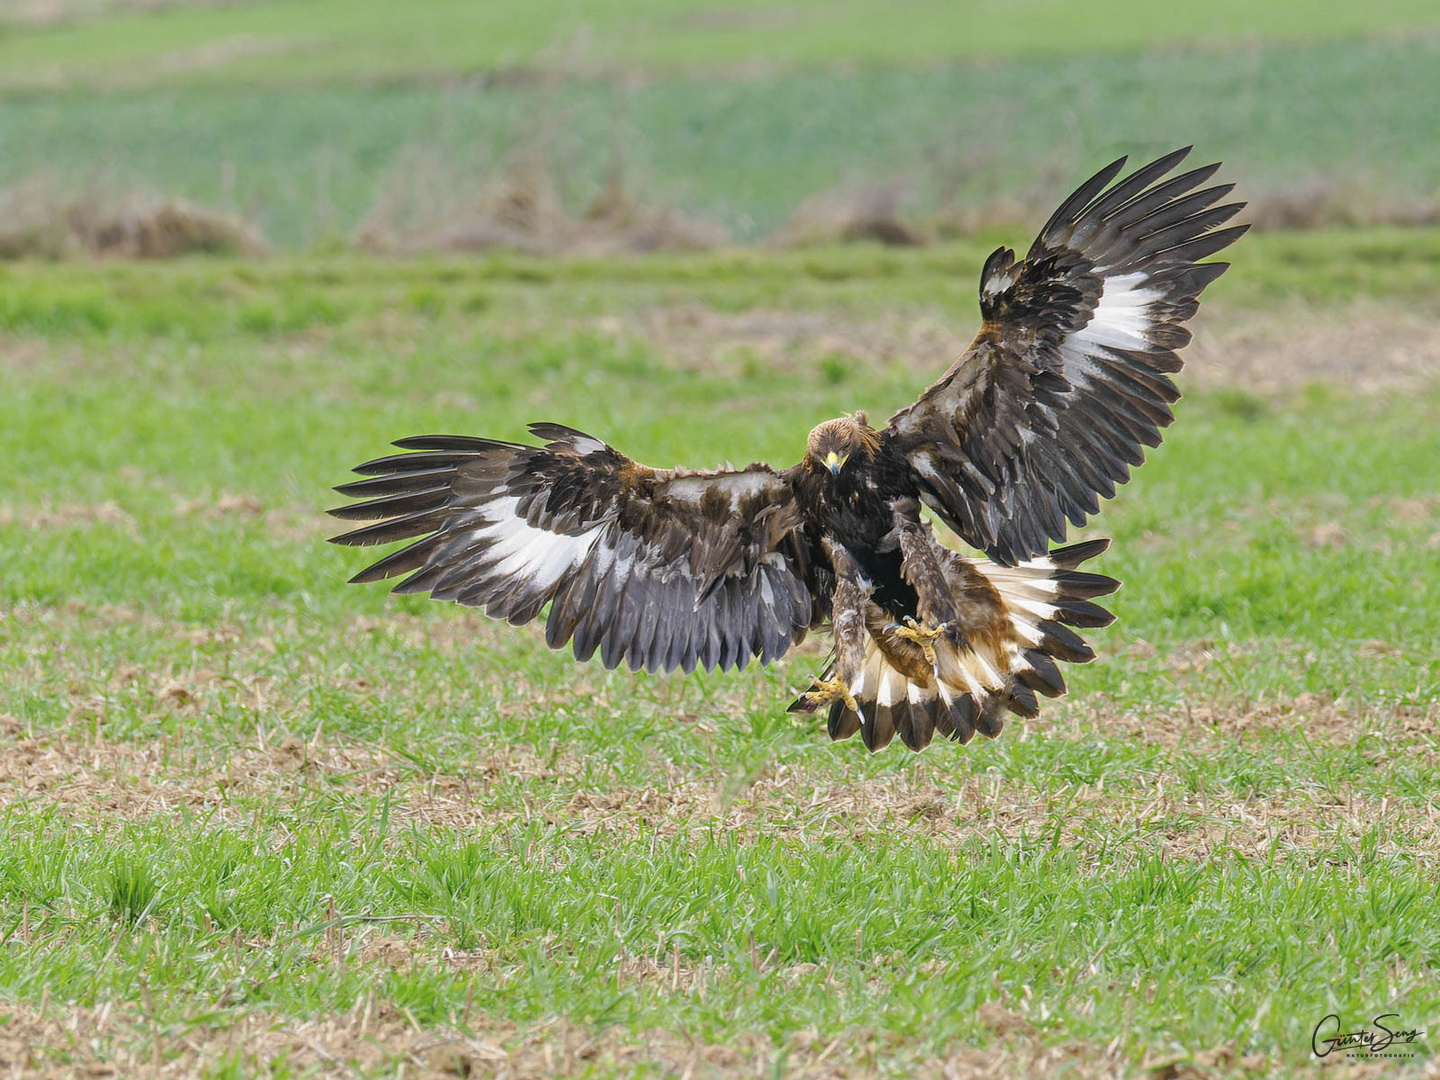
[824,451,846,476]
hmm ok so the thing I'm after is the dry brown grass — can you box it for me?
[0,493,320,544]
[8,598,1437,863]
[5,667,1436,869]
[0,997,1296,1080]
[1246,181,1440,232]
[767,146,1070,247]
[928,194,1044,240]
[771,181,927,248]
[0,880,1245,1078]
[356,149,727,257]
[0,178,265,260]
[606,298,1440,396]
[764,173,1440,244]
[73,198,266,258]
[3,597,1436,1077]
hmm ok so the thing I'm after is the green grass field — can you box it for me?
[2,237,1438,1076]
[3,2,1440,1075]
[2,16,1439,248]
[4,0,1438,90]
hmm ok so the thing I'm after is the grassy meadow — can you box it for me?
[1,13,1439,247]
[2,1,1440,1077]
[4,0,1438,89]
[2,237,1439,1076]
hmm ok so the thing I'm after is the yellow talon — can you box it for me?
[890,617,947,666]
[801,676,860,715]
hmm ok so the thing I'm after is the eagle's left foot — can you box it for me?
[787,675,859,715]
[887,617,949,665]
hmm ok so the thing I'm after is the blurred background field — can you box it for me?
[2,1,1440,250]
[2,3,1440,1079]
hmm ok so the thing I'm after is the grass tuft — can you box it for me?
[107,853,162,924]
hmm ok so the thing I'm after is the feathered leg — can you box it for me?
[892,501,1121,745]
[891,499,1020,742]
[880,502,972,748]
[888,502,964,657]
[787,540,870,740]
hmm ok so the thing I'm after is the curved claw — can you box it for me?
[790,675,860,716]
[890,616,948,667]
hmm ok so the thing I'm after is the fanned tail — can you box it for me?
[935,537,1119,742]
[794,538,1118,752]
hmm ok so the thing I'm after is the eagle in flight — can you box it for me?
[330,148,1246,752]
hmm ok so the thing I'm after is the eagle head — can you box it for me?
[806,411,880,476]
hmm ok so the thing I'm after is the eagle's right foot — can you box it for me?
[888,616,949,665]
[787,676,859,715]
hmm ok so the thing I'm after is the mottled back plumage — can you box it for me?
[330,148,1246,752]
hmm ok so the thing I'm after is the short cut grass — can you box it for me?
[1,244,1438,1075]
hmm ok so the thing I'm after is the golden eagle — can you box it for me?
[330,148,1246,752]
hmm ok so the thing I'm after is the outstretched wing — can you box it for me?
[885,148,1247,565]
[328,424,823,674]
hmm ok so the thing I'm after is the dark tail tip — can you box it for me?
[827,701,861,741]
[1048,537,1111,569]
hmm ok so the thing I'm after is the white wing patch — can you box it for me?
[465,495,606,594]
[1075,271,1162,352]
[982,271,1016,298]
[565,434,608,455]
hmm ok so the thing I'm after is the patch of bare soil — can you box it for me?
[623,299,1440,395]
[0,501,136,531]
[0,998,1285,1080]
[0,489,320,541]
[621,302,972,381]
[172,490,324,542]
[1185,301,1440,394]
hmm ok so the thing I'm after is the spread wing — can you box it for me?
[885,148,1247,565]
[328,424,824,674]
